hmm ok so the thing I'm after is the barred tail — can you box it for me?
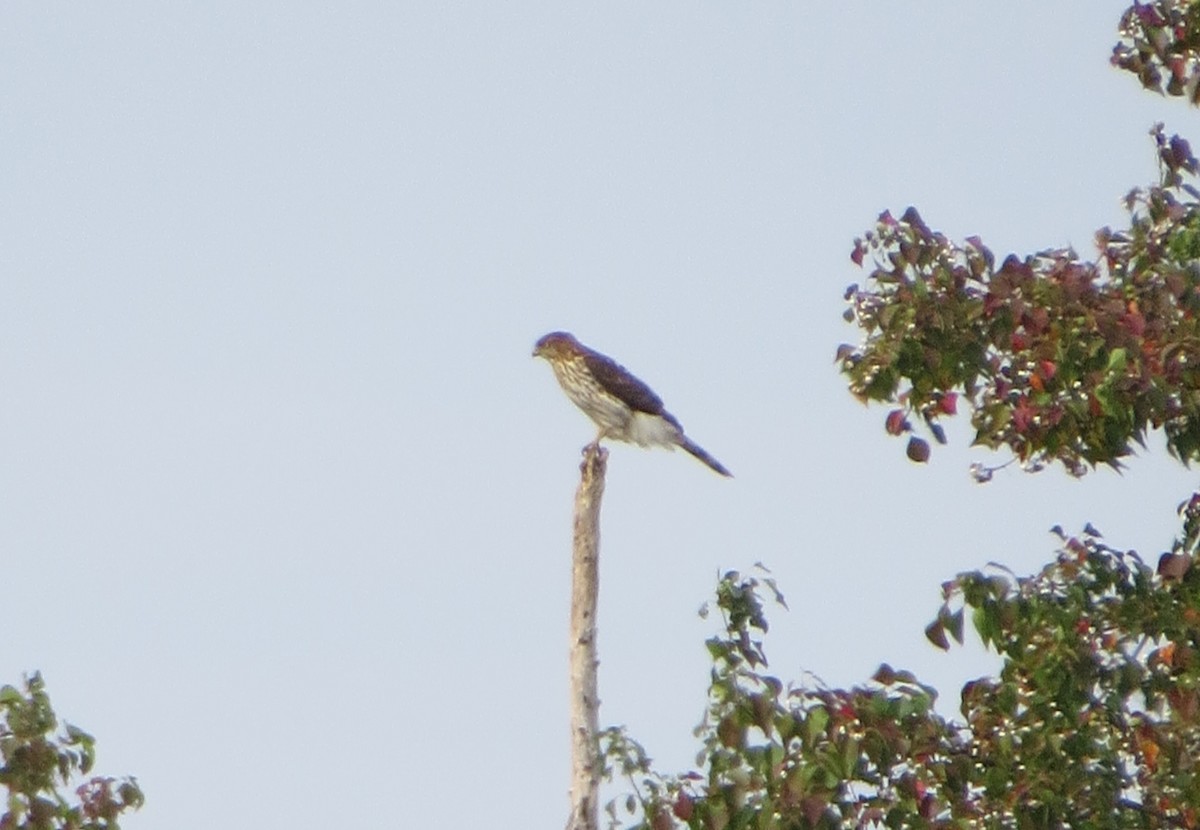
[679,436,733,478]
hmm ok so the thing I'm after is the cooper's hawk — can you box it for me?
[533,331,732,477]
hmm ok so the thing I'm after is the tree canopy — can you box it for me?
[601,3,1200,828]
[0,673,142,830]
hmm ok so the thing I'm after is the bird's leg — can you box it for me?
[580,428,610,469]
[583,428,606,456]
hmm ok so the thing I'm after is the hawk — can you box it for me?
[533,331,732,477]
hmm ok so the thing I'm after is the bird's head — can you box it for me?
[533,331,582,360]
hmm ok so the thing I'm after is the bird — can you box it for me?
[533,331,732,477]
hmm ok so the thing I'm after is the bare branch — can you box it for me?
[565,444,606,830]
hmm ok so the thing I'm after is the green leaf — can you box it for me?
[1106,347,1127,375]
[838,735,860,778]
[768,743,785,770]
[63,723,93,745]
[972,606,996,648]
[804,706,829,744]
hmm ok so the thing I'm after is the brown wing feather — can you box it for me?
[580,351,666,416]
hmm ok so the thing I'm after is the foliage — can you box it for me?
[838,125,1200,476]
[604,524,1200,828]
[837,0,1200,474]
[1113,0,1200,101]
[0,674,142,830]
[599,4,1200,829]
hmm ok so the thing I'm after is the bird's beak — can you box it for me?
[532,345,542,358]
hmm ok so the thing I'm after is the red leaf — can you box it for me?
[1026,306,1050,334]
[1172,56,1188,82]
[672,793,694,821]
[938,392,958,415]
[924,619,949,650]
[802,796,827,826]
[851,241,865,266]
[1134,5,1165,26]
[1013,398,1034,433]
[1171,135,1196,170]
[907,436,930,463]
[1121,310,1146,337]
[1158,552,1192,580]
[900,205,930,237]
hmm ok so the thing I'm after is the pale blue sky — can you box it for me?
[2,3,1196,827]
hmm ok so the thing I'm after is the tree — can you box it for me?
[839,122,1200,479]
[0,673,142,830]
[598,3,1200,827]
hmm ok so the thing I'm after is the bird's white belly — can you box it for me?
[624,410,679,448]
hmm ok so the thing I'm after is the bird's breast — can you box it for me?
[552,360,633,433]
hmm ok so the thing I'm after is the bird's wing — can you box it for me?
[581,351,666,416]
